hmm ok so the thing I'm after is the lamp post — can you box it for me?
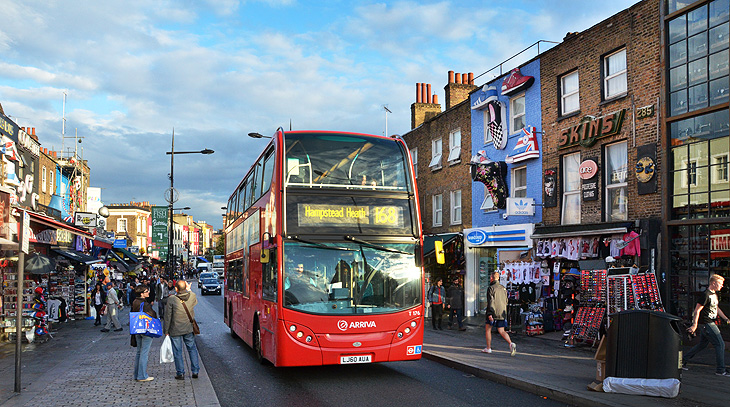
[169,206,191,279]
[166,128,213,280]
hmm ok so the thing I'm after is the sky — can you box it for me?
[0,0,639,230]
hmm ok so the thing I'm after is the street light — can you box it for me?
[248,132,271,139]
[166,129,213,280]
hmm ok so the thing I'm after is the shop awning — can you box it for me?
[106,249,131,271]
[423,233,461,257]
[113,247,139,264]
[197,256,208,263]
[52,248,103,265]
[0,237,18,249]
[28,212,93,238]
[531,222,633,239]
[93,237,113,249]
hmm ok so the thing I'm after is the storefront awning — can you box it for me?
[106,249,131,271]
[113,247,139,264]
[93,237,113,249]
[28,212,93,238]
[52,248,103,265]
[531,222,633,239]
[423,233,461,257]
[197,256,208,262]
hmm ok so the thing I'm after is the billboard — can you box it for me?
[151,206,168,261]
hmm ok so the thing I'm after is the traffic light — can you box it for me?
[434,240,445,264]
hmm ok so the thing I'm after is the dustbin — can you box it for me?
[605,309,682,379]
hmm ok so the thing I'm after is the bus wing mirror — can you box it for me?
[415,244,422,267]
[434,240,445,264]
[261,248,270,264]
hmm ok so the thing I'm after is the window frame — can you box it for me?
[42,166,47,193]
[447,128,461,163]
[410,148,418,178]
[117,218,128,233]
[480,185,496,212]
[511,166,528,198]
[510,93,526,134]
[603,48,628,100]
[450,190,462,225]
[432,194,443,227]
[713,153,730,182]
[560,70,580,115]
[605,141,629,221]
[483,109,493,144]
[429,138,443,170]
[561,152,582,225]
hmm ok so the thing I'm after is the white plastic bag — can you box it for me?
[160,335,174,363]
[602,377,680,398]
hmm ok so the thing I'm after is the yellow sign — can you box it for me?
[298,204,402,227]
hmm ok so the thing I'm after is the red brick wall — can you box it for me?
[540,0,662,226]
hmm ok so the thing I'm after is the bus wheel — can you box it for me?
[229,304,238,339]
[253,321,264,364]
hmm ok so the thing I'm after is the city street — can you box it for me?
[190,283,565,407]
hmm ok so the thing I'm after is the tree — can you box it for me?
[214,234,225,256]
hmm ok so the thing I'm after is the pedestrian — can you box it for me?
[101,282,123,332]
[90,283,106,326]
[685,274,730,376]
[155,277,166,317]
[428,278,446,330]
[447,276,466,331]
[164,280,200,380]
[483,270,516,356]
[160,278,176,319]
[131,284,156,382]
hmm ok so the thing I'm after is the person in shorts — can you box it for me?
[483,271,516,356]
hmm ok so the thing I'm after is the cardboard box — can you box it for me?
[596,360,607,382]
[594,336,606,361]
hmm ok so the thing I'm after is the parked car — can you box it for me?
[200,278,221,295]
[198,271,219,286]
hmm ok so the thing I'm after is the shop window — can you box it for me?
[603,48,627,100]
[562,152,581,225]
[560,70,580,115]
[117,218,127,233]
[450,190,462,225]
[605,142,628,221]
[447,129,461,163]
[667,1,729,117]
[483,109,493,144]
[429,139,442,170]
[432,194,442,227]
[480,185,496,211]
[512,166,527,198]
[410,148,418,178]
[510,93,526,133]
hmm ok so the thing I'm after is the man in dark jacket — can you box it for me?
[483,271,516,356]
[428,278,446,330]
[446,277,466,331]
[164,280,200,380]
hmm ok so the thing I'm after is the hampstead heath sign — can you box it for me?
[151,206,168,261]
[558,109,627,149]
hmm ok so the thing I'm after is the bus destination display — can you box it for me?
[298,204,403,228]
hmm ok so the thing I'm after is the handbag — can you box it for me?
[100,305,107,316]
[180,299,200,335]
[129,303,163,338]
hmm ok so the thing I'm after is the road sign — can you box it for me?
[164,187,179,204]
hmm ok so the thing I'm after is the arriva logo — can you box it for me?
[337,320,377,331]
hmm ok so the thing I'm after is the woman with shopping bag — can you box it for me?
[130,285,157,382]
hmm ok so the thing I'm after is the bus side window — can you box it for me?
[262,248,278,301]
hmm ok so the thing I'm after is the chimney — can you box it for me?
[444,71,478,110]
[411,82,442,129]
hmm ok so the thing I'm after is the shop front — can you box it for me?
[463,223,534,317]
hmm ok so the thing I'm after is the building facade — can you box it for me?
[107,201,151,252]
[663,0,729,327]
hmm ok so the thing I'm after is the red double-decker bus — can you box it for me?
[223,129,424,366]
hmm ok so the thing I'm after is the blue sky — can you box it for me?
[0,0,638,229]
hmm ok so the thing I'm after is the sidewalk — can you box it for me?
[0,308,219,407]
[422,316,728,407]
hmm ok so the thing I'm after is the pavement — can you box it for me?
[422,315,730,407]
[1,310,728,407]
[0,306,220,407]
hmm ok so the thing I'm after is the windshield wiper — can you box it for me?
[344,236,412,255]
[286,235,355,251]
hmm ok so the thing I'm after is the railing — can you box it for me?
[473,40,560,83]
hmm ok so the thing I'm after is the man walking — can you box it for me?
[483,271,516,356]
[101,282,123,332]
[685,274,730,375]
[164,280,200,380]
[428,278,446,330]
[447,276,466,331]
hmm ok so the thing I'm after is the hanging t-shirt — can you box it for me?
[610,237,622,258]
[551,240,559,258]
[620,231,641,256]
[47,299,62,322]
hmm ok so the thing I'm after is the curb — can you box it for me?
[422,351,617,407]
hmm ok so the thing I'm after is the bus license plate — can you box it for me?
[340,355,371,364]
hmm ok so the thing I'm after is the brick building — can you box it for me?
[107,201,151,254]
[533,0,663,280]
[662,0,729,326]
[402,71,477,288]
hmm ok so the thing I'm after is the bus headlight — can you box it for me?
[297,331,303,338]
[306,336,313,343]
[397,332,403,338]
[410,321,417,328]
[404,327,410,334]
[289,325,297,332]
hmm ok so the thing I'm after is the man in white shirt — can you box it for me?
[101,282,123,332]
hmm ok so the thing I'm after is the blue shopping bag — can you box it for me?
[129,303,163,338]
